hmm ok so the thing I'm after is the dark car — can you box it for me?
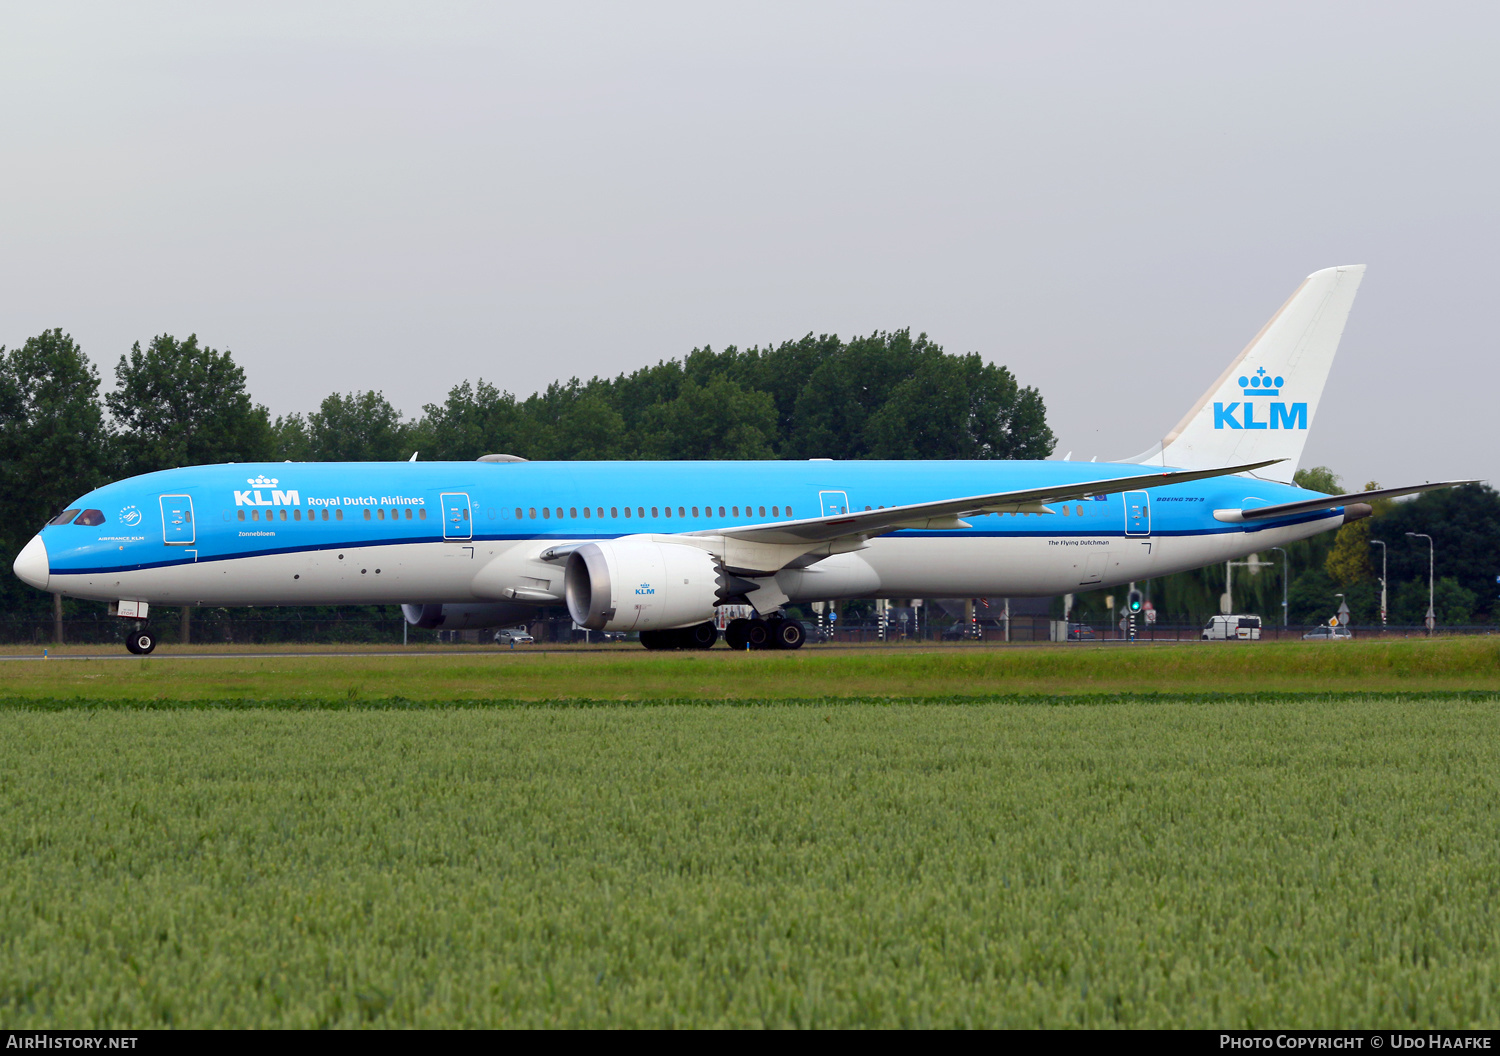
[1066,623,1097,641]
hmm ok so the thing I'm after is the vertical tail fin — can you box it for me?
[1131,264,1365,480]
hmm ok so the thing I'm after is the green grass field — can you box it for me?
[3,690,1499,1027]
[2,636,1499,702]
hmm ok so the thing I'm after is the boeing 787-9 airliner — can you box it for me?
[13,266,1473,652]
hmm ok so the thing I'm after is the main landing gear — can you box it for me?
[724,615,804,651]
[638,615,807,651]
[123,624,157,655]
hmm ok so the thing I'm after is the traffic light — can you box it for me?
[1126,590,1144,614]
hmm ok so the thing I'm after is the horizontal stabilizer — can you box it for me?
[1212,480,1480,523]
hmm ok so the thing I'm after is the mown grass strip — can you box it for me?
[3,689,1500,711]
[3,637,1498,702]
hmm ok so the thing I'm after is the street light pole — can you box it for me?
[1370,539,1387,630]
[1269,547,1289,629]
[1406,532,1435,634]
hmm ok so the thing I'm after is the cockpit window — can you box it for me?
[48,509,80,526]
[74,509,106,526]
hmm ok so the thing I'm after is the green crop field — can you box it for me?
[3,693,1499,1028]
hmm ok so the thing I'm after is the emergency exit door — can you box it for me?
[1124,491,1151,536]
[441,492,472,540]
[160,494,195,545]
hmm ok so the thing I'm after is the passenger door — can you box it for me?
[819,490,850,516]
[160,494,195,545]
[1124,491,1150,536]
[441,492,472,541]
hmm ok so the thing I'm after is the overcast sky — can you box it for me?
[2,2,1495,490]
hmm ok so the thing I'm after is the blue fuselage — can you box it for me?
[24,459,1339,611]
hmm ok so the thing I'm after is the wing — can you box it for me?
[1213,480,1481,523]
[687,459,1284,546]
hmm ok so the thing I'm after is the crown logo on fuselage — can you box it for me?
[247,475,279,487]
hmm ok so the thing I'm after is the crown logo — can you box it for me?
[247,475,279,487]
[1238,366,1282,396]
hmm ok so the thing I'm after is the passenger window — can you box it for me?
[772,506,779,517]
[543,508,550,519]
[623,507,631,518]
[529,508,537,519]
[237,510,245,522]
[732,506,739,516]
[665,507,672,518]
[378,509,386,520]
[49,509,80,525]
[570,507,577,518]
[515,508,523,519]
[651,507,659,517]
[76,509,107,526]
[612,507,619,518]
[336,509,344,521]
[322,509,329,521]
[759,506,766,517]
[554,508,562,519]
[718,506,725,517]
[678,507,685,518]
[692,507,699,517]
[597,508,604,518]
[252,510,260,521]
[418,508,426,520]
[786,506,792,517]
[364,509,371,520]
[294,509,301,521]
[1076,505,1083,516]
[405,509,412,520]
[583,507,591,519]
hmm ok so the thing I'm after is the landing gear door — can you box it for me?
[441,492,472,540]
[819,490,850,517]
[160,494,195,545]
[1124,491,1150,537]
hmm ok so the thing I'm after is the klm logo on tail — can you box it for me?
[1214,367,1307,431]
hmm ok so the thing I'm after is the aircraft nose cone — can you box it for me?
[13,534,49,591]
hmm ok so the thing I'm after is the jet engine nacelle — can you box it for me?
[565,537,724,631]
[401,602,538,630]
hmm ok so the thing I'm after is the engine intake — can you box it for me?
[566,538,725,631]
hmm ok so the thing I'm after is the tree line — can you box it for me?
[3,325,1494,632]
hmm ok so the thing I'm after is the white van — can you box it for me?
[1202,615,1262,641]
